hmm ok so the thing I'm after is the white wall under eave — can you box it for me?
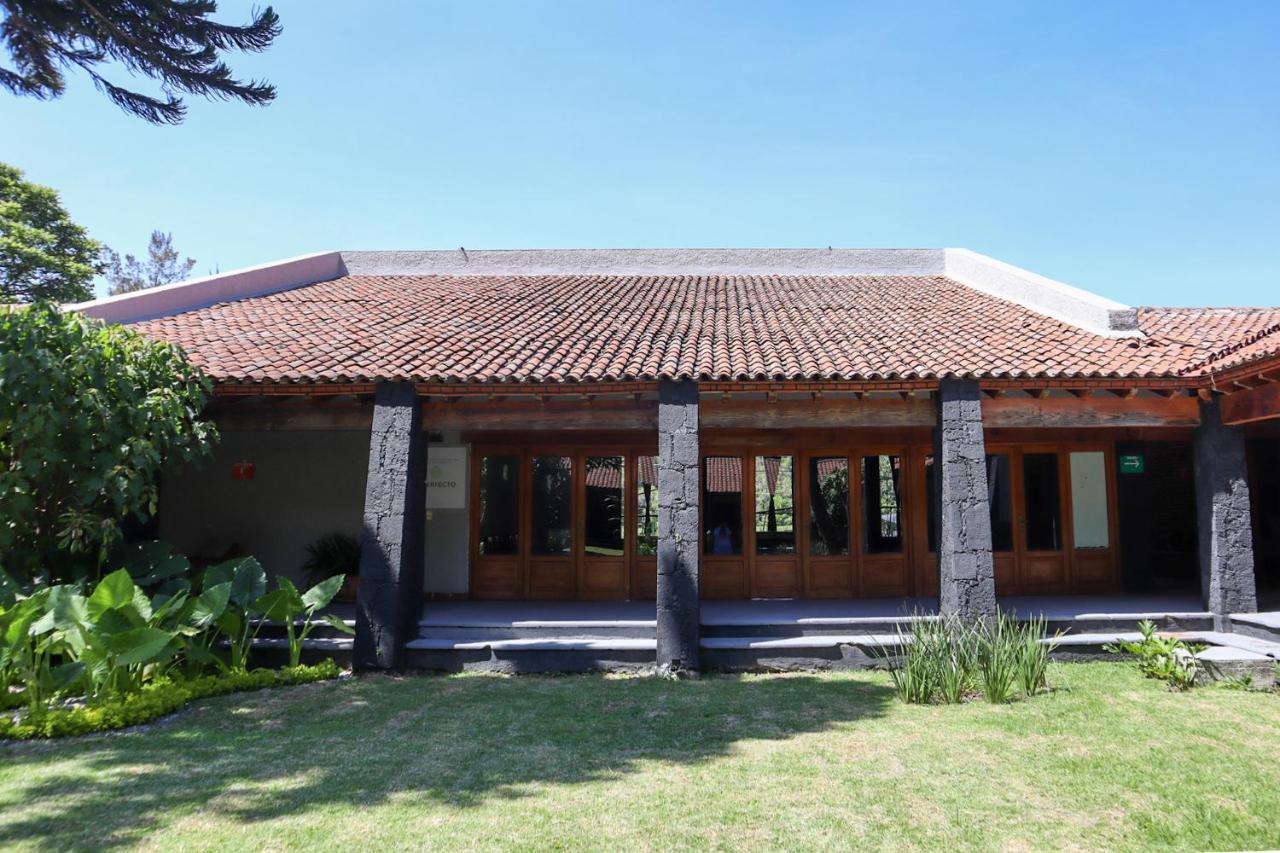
[158,430,369,584]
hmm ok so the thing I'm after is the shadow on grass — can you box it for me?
[1,672,894,850]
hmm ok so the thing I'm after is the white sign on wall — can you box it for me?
[425,446,467,509]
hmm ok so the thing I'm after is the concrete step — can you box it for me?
[416,621,655,641]
[700,616,933,638]
[405,637,655,673]
[1228,612,1280,645]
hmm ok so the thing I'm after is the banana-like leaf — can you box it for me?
[87,569,139,618]
[322,612,356,635]
[206,557,267,608]
[215,610,244,639]
[254,588,297,623]
[50,660,86,691]
[191,582,231,629]
[106,626,176,667]
[303,575,345,611]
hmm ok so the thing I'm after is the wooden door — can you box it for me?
[856,448,910,597]
[802,452,855,597]
[579,452,627,599]
[748,453,801,597]
[1012,448,1069,592]
[630,451,659,599]
[701,455,749,599]
[526,453,576,599]
[471,451,523,599]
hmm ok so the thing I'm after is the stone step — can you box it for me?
[404,637,655,673]
[698,613,1211,640]
[699,617,933,638]
[1228,612,1280,645]
[417,621,655,641]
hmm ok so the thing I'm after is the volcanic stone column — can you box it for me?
[934,378,997,621]
[1193,396,1258,628]
[355,382,427,669]
[657,379,701,674]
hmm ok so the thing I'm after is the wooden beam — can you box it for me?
[206,398,373,431]
[981,395,1200,428]
[424,399,658,430]
[701,397,936,429]
[1220,381,1280,426]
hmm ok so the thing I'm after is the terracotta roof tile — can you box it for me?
[129,274,1280,384]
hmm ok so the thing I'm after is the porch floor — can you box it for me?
[417,594,1210,627]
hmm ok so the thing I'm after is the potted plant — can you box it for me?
[302,533,362,602]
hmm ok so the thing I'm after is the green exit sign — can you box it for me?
[1119,454,1145,474]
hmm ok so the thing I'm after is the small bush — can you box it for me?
[1105,620,1204,690]
[883,609,1053,705]
[0,661,340,740]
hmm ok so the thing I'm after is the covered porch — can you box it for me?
[169,372,1277,671]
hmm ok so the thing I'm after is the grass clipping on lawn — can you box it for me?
[0,661,341,740]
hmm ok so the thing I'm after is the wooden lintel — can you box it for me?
[701,397,936,429]
[981,395,1200,428]
[1220,381,1280,426]
[207,399,373,431]
[424,399,658,431]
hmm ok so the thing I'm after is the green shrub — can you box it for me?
[1105,620,1205,690]
[0,661,340,740]
[883,609,1054,705]
[0,302,216,583]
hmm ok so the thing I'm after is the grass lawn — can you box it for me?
[1,663,1277,851]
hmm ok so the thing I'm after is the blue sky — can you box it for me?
[4,1,1278,305]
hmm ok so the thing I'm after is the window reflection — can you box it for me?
[755,456,795,555]
[809,457,850,556]
[531,456,572,555]
[703,457,743,555]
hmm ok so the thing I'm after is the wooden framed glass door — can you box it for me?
[527,453,575,599]
[857,449,910,597]
[913,444,1119,596]
[579,453,626,599]
[804,453,854,597]
[750,454,800,597]
[631,452,659,599]
[701,455,748,598]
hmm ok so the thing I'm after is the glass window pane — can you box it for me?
[1070,451,1109,548]
[703,456,743,555]
[987,454,1014,552]
[584,456,624,556]
[755,456,796,555]
[531,456,572,555]
[809,457,850,556]
[1023,453,1061,551]
[635,455,659,556]
[862,455,903,554]
[925,455,936,553]
[478,455,520,555]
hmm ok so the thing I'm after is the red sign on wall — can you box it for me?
[231,462,255,481]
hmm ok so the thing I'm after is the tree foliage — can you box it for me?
[103,230,196,295]
[0,302,217,581]
[0,162,101,304]
[1,0,281,124]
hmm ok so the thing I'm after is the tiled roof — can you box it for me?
[130,274,1280,384]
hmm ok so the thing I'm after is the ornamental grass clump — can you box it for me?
[882,609,1055,705]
